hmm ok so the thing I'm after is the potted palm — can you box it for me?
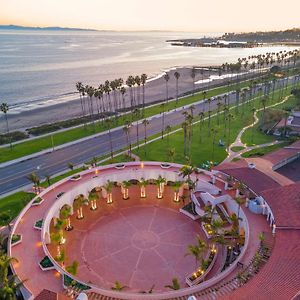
[60,205,73,231]
[88,190,98,210]
[121,181,131,200]
[172,181,182,202]
[155,176,166,199]
[138,178,148,198]
[73,194,88,219]
[104,180,114,204]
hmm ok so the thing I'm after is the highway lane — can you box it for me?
[0,77,294,195]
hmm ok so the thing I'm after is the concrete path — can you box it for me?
[224,95,291,163]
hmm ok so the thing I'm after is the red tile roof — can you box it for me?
[34,290,57,300]
[263,140,300,167]
[222,230,300,300]
[216,167,280,194]
[261,182,300,228]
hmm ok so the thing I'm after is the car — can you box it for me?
[248,163,256,169]
[56,192,65,199]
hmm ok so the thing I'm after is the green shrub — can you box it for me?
[0,131,28,145]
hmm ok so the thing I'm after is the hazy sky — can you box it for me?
[0,0,299,32]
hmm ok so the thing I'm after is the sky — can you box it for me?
[0,0,299,32]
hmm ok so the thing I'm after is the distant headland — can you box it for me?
[0,24,98,31]
[167,28,300,48]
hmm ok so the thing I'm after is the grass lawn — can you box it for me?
[133,86,295,166]
[241,142,290,158]
[0,79,261,164]
[0,192,35,226]
[241,93,298,146]
[231,146,246,152]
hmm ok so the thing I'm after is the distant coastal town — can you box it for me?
[167,28,300,48]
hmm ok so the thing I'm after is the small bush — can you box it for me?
[0,131,28,145]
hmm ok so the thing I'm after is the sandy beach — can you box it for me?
[0,66,252,132]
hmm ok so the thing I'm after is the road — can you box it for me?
[0,76,295,195]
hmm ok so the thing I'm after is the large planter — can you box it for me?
[34,219,43,230]
[11,234,22,246]
[31,197,44,206]
[39,256,55,271]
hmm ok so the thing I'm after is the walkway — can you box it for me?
[224,95,291,163]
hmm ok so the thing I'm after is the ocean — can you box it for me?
[0,30,295,113]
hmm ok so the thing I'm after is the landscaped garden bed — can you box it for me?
[180,202,201,220]
[31,197,44,206]
[63,274,91,290]
[70,174,81,181]
[39,256,55,271]
[11,234,22,246]
[186,246,217,286]
[34,219,43,230]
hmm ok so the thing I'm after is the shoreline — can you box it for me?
[0,65,235,132]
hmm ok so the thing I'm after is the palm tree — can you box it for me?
[198,112,205,143]
[226,113,234,149]
[261,95,268,126]
[0,254,24,299]
[168,147,176,162]
[67,162,74,171]
[73,194,87,219]
[66,261,79,276]
[138,178,148,198]
[104,180,114,204]
[121,180,131,200]
[123,122,132,154]
[172,181,182,202]
[155,175,166,199]
[185,235,207,267]
[112,281,127,291]
[133,108,140,149]
[76,82,86,120]
[141,74,147,115]
[181,121,188,157]
[160,103,166,139]
[251,108,256,144]
[191,68,196,95]
[88,190,98,210]
[165,278,180,290]
[126,75,135,108]
[163,73,170,102]
[26,172,40,193]
[142,119,149,156]
[165,125,172,146]
[45,174,51,187]
[1,102,12,149]
[60,204,73,231]
[135,75,141,106]
[50,230,64,258]
[234,196,246,220]
[174,71,180,105]
[211,127,219,161]
[105,118,114,159]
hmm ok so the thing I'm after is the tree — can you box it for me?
[174,71,180,105]
[172,181,182,202]
[168,148,176,162]
[0,254,24,300]
[155,175,166,198]
[141,74,148,115]
[121,180,131,200]
[76,82,86,120]
[185,235,207,267]
[104,180,114,204]
[123,122,132,154]
[191,68,196,95]
[133,108,140,150]
[234,196,246,220]
[163,73,170,102]
[112,281,127,291]
[1,103,12,149]
[66,261,79,276]
[138,178,148,198]
[60,204,73,231]
[251,108,256,143]
[165,278,180,290]
[45,174,51,187]
[160,103,166,140]
[26,172,40,193]
[135,75,141,106]
[105,118,114,159]
[74,194,87,219]
[198,112,205,143]
[142,119,149,156]
[165,125,172,146]
[211,127,219,161]
[67,163,74,171]
[88,190,98,210]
